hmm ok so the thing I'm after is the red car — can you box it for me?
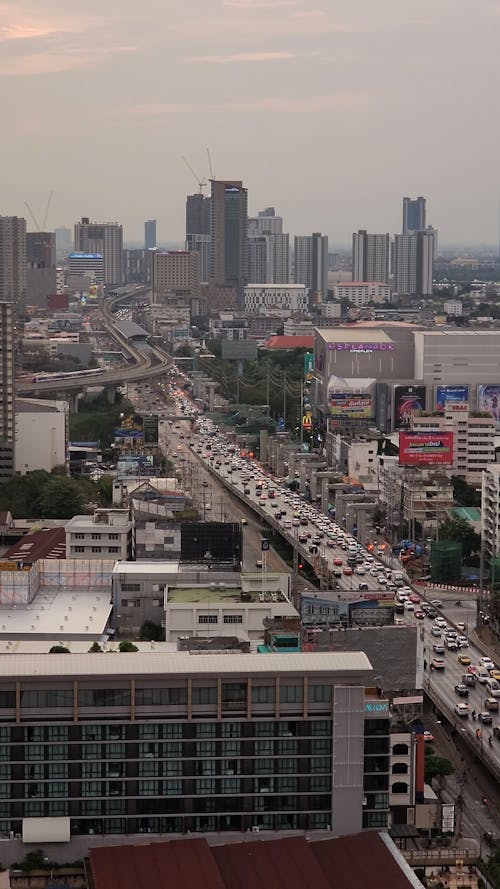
[410,594,421,604]
[343,566,353,575]
[415,610,425,619]
[333,558,343,566]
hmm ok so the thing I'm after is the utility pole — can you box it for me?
[283,370,287,427]
[266,363,270,416]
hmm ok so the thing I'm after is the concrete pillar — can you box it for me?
[106,385,116,404]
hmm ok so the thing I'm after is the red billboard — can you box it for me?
[399,431,454,466]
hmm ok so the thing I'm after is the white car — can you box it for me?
[454,702,470,718]
[404,601,414,611]
[480,657,495,671]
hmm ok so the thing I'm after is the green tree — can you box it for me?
[49,645,70,653]
[118,641,138,652]
[139,620,163,642]
[424,755,454,782]
[96,475,113,505]
[451,476,481,508]
[437,515,481,562]
[36,477,86,519]
[88,641,102,653]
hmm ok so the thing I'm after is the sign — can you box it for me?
[69,252,103,260]
[435,385,469,410]
[328,392,372,419]
[261,539,270,551]
[478,385,500,424]
[394,385,426,426]
[364,702,389,713]
[143,415,159,446]
[399,431,454,466]
[225,186,240,193]
[328,342,394,352]
[114,429,144,439]
[441,803,455,833]
[116,455,153,479]
[302,412,312,430]
[278,417,285,432]
[304,352,314,380]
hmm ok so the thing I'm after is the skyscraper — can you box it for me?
[248,207,283,237]
[393,230,435,296]
[26,231,57,307]
[247,233,290,284]
[0,216,26,306]
[0,301,15,476]
[352,231,390,283]
[209,180,248,308]
[186,194,210,241]
[402,196,426,234]
[294,233,328,300]
[74,218,123,286]
[144,220,157,250]
[152,251,200,303]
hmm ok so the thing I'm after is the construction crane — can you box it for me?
[181,156,207,193]
[206,147,215,181]
[23,190,54,231]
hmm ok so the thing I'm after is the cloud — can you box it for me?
[222,0,298,7]
[185,50,313,63]
[123,92,370,117]
[0,43,137,77]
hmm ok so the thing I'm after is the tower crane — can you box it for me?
[181,156,207,193]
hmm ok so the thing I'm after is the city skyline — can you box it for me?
[1,0,500,245]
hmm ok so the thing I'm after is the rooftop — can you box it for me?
[262,336,314,350]
[0,650,372,679]
[317,328,392,343]
[0,589,112,639]
[3,528,66,562]
[167,586,290,605]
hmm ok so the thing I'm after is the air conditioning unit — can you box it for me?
[252,826,260,833]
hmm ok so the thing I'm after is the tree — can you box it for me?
[139,620,163,642]
[424,755,454,783]
[96,475,113,505]
[118,641,138,652]
[451,475,481,508]
[437,515,481,562]
[36,477,86,519]
[88,641,102,653]
[49,645,70,653]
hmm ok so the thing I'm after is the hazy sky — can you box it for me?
[2,0,500,245]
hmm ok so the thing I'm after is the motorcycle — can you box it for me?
[455,600,462,606]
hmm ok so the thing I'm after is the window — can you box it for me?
[255,721,274,736]
[192,687,217,705]
[121,584,140,592]
[109,534,119,540]
[222,683,246,703]
[79,689,130,707]
[21,690,72,708]
[197,778,215,795]
[223,615,243,624]
[309,685,331,704]
[280,685,303,704]
[392,762,408,775]
[196,723,216,738]
[221,723,241,738]
[73,546,85,553]
[311,720,331,735]
[0,691,15,708]
[391,782,408,795]
[91,534,101,540]
[109,547,119,554]
[392,743,409,756]
[91,547,101,553]
[252,686,275,704]
[198,614,218,624]
[136,688,187,706]
[74,533,84,540]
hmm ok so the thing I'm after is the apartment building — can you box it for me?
[412,405,495,486]
[481,464,500,565]
[244,284,308,314]
[0,650,392,837]
[378,456,454,538]
[65,509,132,560]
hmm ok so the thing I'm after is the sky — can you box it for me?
[2,0,500,246]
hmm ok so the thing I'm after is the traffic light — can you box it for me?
[298,562,303,570]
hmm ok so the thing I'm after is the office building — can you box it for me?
[248,207,283,237]
[379,457,454,539]
[186,193,210,241]
[209,180,248,308]
[444,299,462,316]
[352,231,390,284]
[55,226,72,256]
[186,233,210,283]
[0,301,15,476]
[0,215,26,306]
[65,509,132,560]
[0,649,393,836]
[68,252,104,283]
[245,284,308,314]
[332,282,391,307]
[26,231,57,307]
[15,398,68,475]
[144,220,157,251]
[294,233,328,300]
[413,405,495,486]
[402,196,426,234]
[247,233,290,284]
[393,230,434,296]
[152,251,200,303]
[74,218,123,286]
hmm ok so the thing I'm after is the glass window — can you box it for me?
[139,780,157,796]
[48,763,67,779]
[47,726,68,743]
[192,687,217,705]
[365,756,389,773]
[82,744,100,760]
[135,688,187,706]
[391,781,408,794]
[365,719,390,737]
[0,691,15,708]
[222,683,246,703]
[47,745,67,761]
[220,778,240,794]
[83,763,101,779]
[196,723,216,738]
[363,811,388,828]
[311,720,331,735]
[79,689,130,707]
[311,738,331,755]
[278,758,297,774]
[221,723,241,737]
[82,781,101,797]
[255,740,273,756]
[392,743,409,755]
[21,690,72,708]
[165,779,181,795]
[197,778,215,795]
[392,762,408,775]
[196,741,216,758]
[252,686,275,704]
[310,775,330,792]
[280,685,303,704]
[165,761,181,777]
[138,724,159,740]
[254,721,273,736]
[311,756,330,773]
[82,725,101,741]
[309,685,331,704]
[25,744,44,761]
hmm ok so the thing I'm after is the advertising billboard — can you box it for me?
[328,392,372,419]
[478,385,500,424]
[116,455,153,479]
[394,385,426,426]
[435,385,469,410]
[399,431,454,466]
[143,415,159,446]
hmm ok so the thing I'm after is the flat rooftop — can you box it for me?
[0,589,112,639]
[167,586,290,605]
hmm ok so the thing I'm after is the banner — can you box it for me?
[435,385,469,410]
[394,385,426,426]
[478,385,500,424]
[328,392,372,419]
[399,431,454,466]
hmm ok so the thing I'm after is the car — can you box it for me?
[426,608,438,619]
[486,680,500,698]
[343,566,353,575]
[446,639,458,651]
[490,670,500,682]
[355,566,366,575]
[409,594,421,604]
[432,658,445,670]
[435,617,447,628]
[333,558,343,566]
[433,644,445,654]
[458,653,472,666]
[431,626,442,637]
[358,583,369,592]
[457,621,466,632]
[458,636,469,648]
[255,560,263,568]
[478,712,493,725]
[424,731,434,742]
[454,683,469,697]
[404,601,414,611]
[454,702,470,718]
[484,697,499,712]
[480,657,495,671]
[430,599,443,607]
[415,610,425,619]
[463,673,477,687]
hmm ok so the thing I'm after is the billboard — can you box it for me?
[328,392,372,419]
[435,385,469,410]
[394,385,426,426]
[478,385,500,424]
[304,352,314,380]
[399,431,454,466]
[116,455,153,479]
[180,522,242,563]
[143,415,159,446]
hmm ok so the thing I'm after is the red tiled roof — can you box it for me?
[3,527,66,562]
[90,839,226,889]
[263,335,314,350]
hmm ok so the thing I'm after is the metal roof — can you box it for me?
[113,320,149,339]
[0,650,372,680]
[90,838,225,889]
[212,837,332,889]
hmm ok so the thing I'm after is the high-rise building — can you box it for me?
[393,229,434,296]
[209,180,248,308]
[144,220,157,251]
[248,207,283,237]
[26,231,57,306]
[0,301,15,476]
[352,231,390,283]
[0,216,26,306]
[68,252,104,283]
[186,234,210,283]
[152,250,200,303]
[294,233,328,300]
[55,227,72,256]
[74,218,123,286]
[186,194,210,241]
[247,233,290,284]
[402,196,426,234]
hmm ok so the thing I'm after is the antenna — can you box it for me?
[206,147,215,181]
[42,190,53,230]
[181,157,207,194]
[24,202,40,232]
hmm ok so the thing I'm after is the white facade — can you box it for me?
[333,282,391,306]
[320,302,342,318]
[444,299,462,315]
[352,231,390,283]
[482,465,500,564]
[244,284,308,313]
[73,219,123,286]
[282,318,314,337]
[68,252,103,283]
[15,398,68,475]
[294,233,328,299]
[393,230,434,296]
[247,234,290,285]
[56,267,65,294]
[412,405,495,485]
[66,509,131,560]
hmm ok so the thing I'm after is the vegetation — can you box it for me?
[485,847,500,887]
[0,469,95,519]
[49,645,70,653]
[424,754,454,782]
[88,641,103,652]
[11,850,83,873]
[139,620,164,642]
[68,391,136,449]
[451,475,481,508]
[437,515,481,562]
[118,640,139,652]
